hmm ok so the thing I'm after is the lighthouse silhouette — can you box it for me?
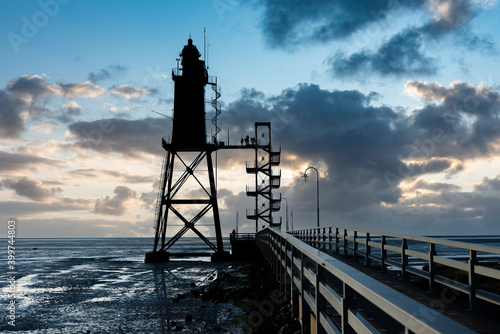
[145,38,228,262]
[171,38,207,148]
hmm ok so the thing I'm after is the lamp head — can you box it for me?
[303,173,308,182]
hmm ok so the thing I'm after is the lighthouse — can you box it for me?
[145,38,227,262]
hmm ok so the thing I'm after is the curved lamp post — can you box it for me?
[303,167,320,228]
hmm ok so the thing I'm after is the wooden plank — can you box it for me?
[475,265,500,280]
[434,256,469,272]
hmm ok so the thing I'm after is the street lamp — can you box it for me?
[303,167,320,228]
[282,197,289,231]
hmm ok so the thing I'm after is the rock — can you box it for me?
[175,325,184,330]
[172,297,180,303]
[169,321,177,326]
[185,314,193,322]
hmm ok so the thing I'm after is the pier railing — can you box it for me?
[289,226,500,312]
[256,227,476,334]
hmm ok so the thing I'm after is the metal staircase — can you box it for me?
[245,122,282,231]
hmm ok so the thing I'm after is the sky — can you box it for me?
[1,0,500,239]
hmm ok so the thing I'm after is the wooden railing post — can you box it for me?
[401,238,408,280]
[468,250,478,311]
[328,227,333,251]
[322,227,326,249]
[343,229,348,256]
[365,233,371,266]
[381,235,387,273]
[353,231,358,260]
[335,227,340,253]
[429,243,437,293]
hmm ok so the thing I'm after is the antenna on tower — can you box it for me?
[204,27,206,65]
[207,42,210,69]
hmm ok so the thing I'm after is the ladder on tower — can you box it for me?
[153,150,168,229]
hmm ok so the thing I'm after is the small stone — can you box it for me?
[185,314,193,322]
[175,325,184,330]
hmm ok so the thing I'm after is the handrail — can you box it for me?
[289,225,500,312]
[256,228,477,334]
[292,225,500,254]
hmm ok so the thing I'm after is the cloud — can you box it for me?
[426,0,476,33]
[0,198,94,218]
[0,150,64,172]
[330,28,438,77]
[1,75,105,138]
[88,64,129,83]
[56,101,82,123]
[94,186,139,215]
[411,179,462,192]
[109,85,151,99]
[404,80,448,101]
[1,177,62,202]
[260,0,424,48]
[408,80,500,156]
[69,168,153,183]
[222,82,500,216]
[29,121,58,134]
[7,75,105,98]
[259,0,495,77]
[0,89,27,138]
[59,81,105,98]
[67,117,169,157]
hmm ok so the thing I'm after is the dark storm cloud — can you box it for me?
[94,186,139,216]
[259,0,493,77]
[474,176,500,192]
[67,117,169,157]
[1,177,62,202]
[0,150,64,172]
[260,0,425,48]
[407,81,500,157]
[88,64,129,83]
[330,28,438,77]
[222,82,500,211]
